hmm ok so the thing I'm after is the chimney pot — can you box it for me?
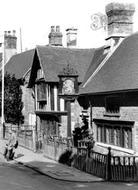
[56,26,60,32]
[51,26,55,33]
[8,31,11,36]
[12,30,16,36]
[4,31,7,36]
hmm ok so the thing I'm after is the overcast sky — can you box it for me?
[0,0,138,52]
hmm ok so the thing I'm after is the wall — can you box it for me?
[91,105,138,153]
[21,84,35,125]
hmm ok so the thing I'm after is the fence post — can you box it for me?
[106,147,111,181]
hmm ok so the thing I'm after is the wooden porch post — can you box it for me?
[67,100,71,137]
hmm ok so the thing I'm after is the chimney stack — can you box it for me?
[4,30,17,62]
[105,2,135,48]
[66,27,77,48]
[48,25,63,46]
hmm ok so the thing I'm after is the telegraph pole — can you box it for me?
[1,34,5,139]
[20,28,23,53]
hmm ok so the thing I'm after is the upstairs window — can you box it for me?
[105,96,120,117]
[37,82,47,102]
[37,68,44,80]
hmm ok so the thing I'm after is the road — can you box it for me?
[0,156,138,190]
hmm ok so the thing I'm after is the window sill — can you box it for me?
[37,99,47,102]
[96,142,135,155]
[103,112,120,117]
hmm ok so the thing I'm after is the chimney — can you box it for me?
[48,25,63,46]
[66,28,77,48]
[4,30,17,49]
[4,30,17,62]
[105,2,135,49]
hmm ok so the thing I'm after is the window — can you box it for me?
[37,82,47,101]
[37,69,44,80]
[96,123,132,149]
[105,96,120,116]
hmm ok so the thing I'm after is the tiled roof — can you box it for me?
[36,46,95,82]
[79,32,138,95]
[81,46,106,88]
[3,49,35,79]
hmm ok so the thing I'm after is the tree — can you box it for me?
[73,116,89,147]
[0,72,24,125]
[81,116,89,139]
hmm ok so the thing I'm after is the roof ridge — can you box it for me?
[36,45,95,51]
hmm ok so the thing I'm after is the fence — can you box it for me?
[73,148,107,179]
[110,156,138,181]
[73,141,138,181]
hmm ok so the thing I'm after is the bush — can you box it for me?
[58,149,73,166]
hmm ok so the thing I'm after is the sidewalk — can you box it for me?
[0,139,104,183]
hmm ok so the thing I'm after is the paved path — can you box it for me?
[0,139,104,183]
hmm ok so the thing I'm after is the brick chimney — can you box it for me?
[105,2,135,48]
[66,27,77,48]
[4,30,17,62]
[48,25,63,46]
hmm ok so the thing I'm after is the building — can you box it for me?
[28,45,94,142]
[4,26,95,151]
[78,2,138,155]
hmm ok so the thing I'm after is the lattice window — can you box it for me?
[96,123,132,149]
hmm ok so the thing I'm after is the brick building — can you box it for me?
[78,2,138,155]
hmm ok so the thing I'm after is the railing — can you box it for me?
[73,149,107,179]
[73,142,138,181]
[110,156,138,181]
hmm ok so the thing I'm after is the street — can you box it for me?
[0,156,137,190]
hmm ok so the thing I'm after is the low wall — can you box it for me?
[43,137,75,161]
[5,124,34,151]
[43,142,67,161]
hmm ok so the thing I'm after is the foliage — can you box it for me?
[58,149,73,166]
[73,116,89,147]
[0,72,24,125]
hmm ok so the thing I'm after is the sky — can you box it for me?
[0,0,138,52]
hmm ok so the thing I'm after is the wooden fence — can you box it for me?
[110,156,138,181]
[73,148,107,179]
[73,144,138,181]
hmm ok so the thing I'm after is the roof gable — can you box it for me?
[31,46,95,83]
[4,49,35,79]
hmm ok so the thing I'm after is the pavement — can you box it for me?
[0,139,104,183]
